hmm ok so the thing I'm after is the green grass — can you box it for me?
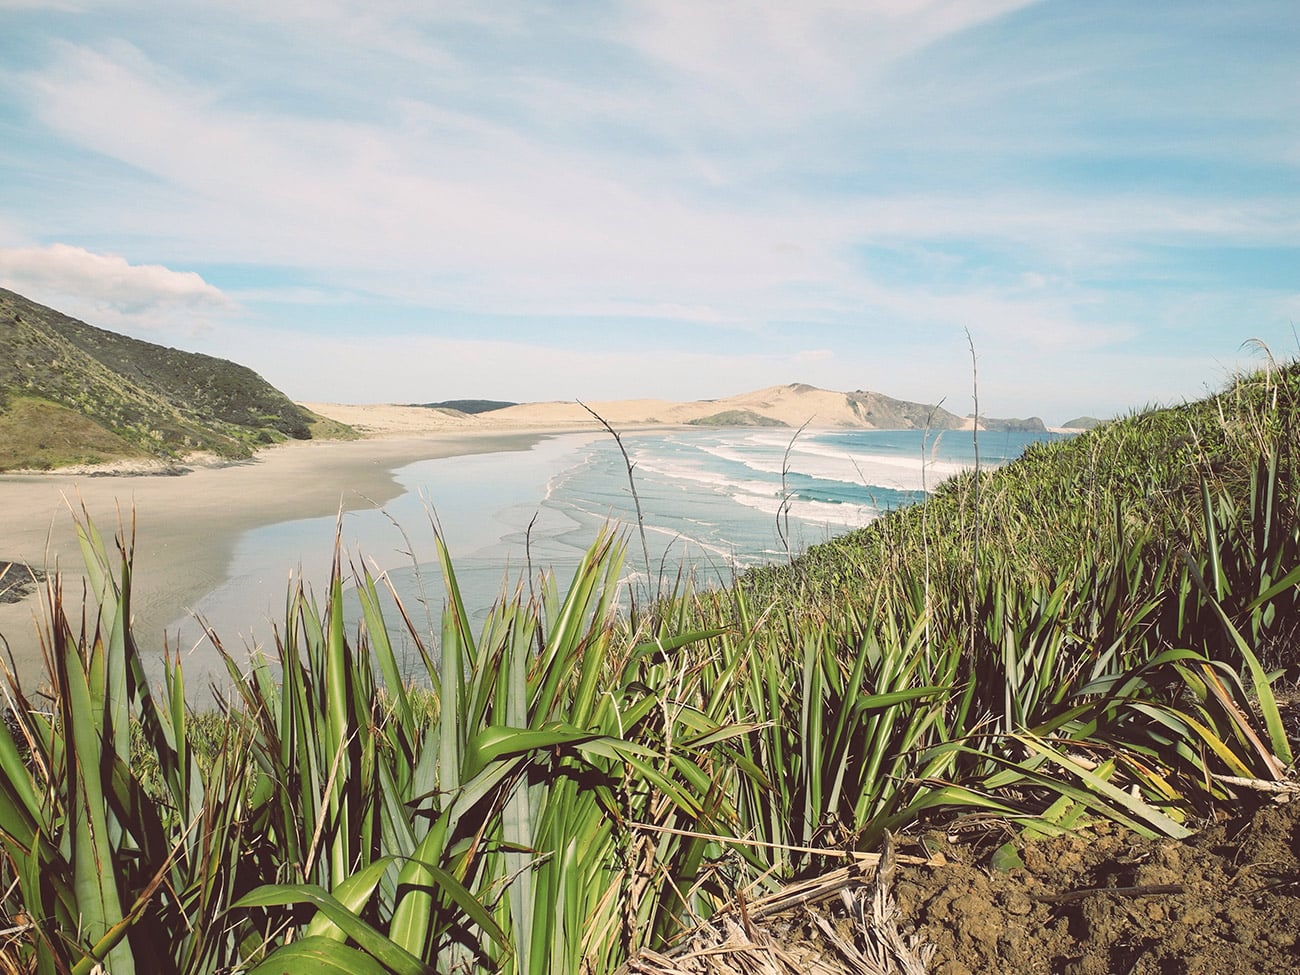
[0,395,150,470]
[300,407,362,442]
[1,360,1298,973]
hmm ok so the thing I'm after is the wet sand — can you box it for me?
[0,429,540,685]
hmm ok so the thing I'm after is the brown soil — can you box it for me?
[629,798,1300,975]
[891,798,1300,974]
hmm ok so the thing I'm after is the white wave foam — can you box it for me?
[694,438,970,492]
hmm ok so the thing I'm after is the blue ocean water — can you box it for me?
[174,427,1060,678]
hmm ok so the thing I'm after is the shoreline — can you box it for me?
[0,398,1077,689]
[0,427,543,687]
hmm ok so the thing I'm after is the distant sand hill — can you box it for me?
[305,383,1047,437]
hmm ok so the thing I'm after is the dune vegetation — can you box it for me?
[0,359,1297,973]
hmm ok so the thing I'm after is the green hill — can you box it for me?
[0,288,322,470]
[1062,414,1104,429]
[415,398,516,414]
[686,408,787,427]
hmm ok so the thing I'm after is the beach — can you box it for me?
[0,416,542,686]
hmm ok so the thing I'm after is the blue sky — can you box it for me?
[1,1,1297,424]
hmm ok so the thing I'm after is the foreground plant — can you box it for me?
[0,518,752,974]
[0,518,252,974]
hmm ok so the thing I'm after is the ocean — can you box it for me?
[171,427,1060,679]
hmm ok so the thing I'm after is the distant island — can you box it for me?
[1062,415,1105,430]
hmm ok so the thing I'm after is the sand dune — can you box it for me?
[303,382,969,435]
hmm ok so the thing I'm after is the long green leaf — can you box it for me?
[1016,736,1192,839]
[305,858,397,941]
[232,884,435,975]
[1186,557,1294,767]
[244,936,392,975]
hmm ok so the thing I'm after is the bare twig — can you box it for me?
[964,329,981,664]
[920,400,945,657]
[1214,774,1300,795]
[777,418,813,564]
[579,401,653,593]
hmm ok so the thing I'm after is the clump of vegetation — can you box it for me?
[0,359,1296,973]
[299,406,362,442]
[415,399,517,414]
[686,409,787,427]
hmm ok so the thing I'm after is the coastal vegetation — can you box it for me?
[415,400,518,414]
[0,289,328,470]
[0,359,1297,972]
[685,408,785,427]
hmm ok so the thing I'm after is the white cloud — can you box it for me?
[0,243,233,331]
[22,42,854,320]
[22,31,1295,344]
[618,0,1038,127]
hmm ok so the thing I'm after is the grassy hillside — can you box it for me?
[0,288,319,469]
[686,408,786,427]
[416,399,517,414]
[752,359,1299,638]
[1,358,1296,973]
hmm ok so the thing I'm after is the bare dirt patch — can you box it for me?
[629,799,1300,974]
[891,799,1300,974]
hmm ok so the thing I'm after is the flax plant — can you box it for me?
[0,518,253,975]
[225,524,753,974]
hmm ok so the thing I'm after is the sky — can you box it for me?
[0,1,1297,425]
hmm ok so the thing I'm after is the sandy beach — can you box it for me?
[0,420,543,686]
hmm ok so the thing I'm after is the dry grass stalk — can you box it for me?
[619,835,933,975]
